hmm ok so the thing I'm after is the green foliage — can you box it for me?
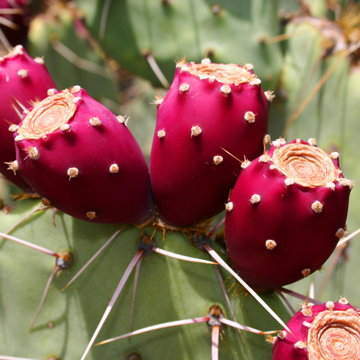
[0,199,289,359]
[280,19,359,229]
[75,0,282,90]
[1,1,360,359]
[276,15,360,308]
[27,3,119,105]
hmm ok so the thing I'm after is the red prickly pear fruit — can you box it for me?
[0,45,56,191]
[12,86,154,224]
[272,298,360,359]
[150,59,271,226]
[224,138,352,290]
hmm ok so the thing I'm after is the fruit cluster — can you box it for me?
[0,47,354,359]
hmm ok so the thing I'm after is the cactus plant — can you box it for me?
[27,2,120,105]
[75,0,283,90]
[0,199,289,359]
[0,0,360,359]
[274,1,360,301]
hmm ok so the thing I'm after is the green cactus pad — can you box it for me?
[75,0,282,90]
[275,15,360,307]
[27,3,119,105]
[0,198,289,359]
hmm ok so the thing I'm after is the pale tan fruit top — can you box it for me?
[308,309,360,360]
[187,63,257,85]
[272,143,340,187]
[17,90,77,140]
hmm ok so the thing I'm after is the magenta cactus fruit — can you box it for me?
[150,58,271,226]
[272,298,360,359]
[225,138,352,290]
[12,86,153,224]
[0,45,56,191]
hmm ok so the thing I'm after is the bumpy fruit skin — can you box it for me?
[0,45,56,191]
[225,139,351,290]
[272,299,360,360]
[150,60,270,226]
[13,87,153,224]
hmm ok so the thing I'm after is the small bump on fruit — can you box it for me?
[335,228,345,238]
[201,58,211,64]
[249,78,261,86]
[326,301,335,310]
[311,200,323,213]
[339,297,349,305]
[225,202,233,212]
[259,154,271,163]
[265,240,277,250]
[71,85,81,93]
[308,138,316,146]
[301,268,311,277]
[109,164,119,174]
[27,147,39,160]
[8,124,19,132]
[191,126,202,137]
[86,211,96,220]
[250,194,261,204]
[284,178,294,186]
[241,159,251,169]
[244,111,255,123]
[179,83,190,92]
[265,90,275,102]
[17,69,28,78]
[220,84,231,94]
[5,160,18,174]
[67,167,79,179]
[213,156,223,165]
[294,341,307,349]
[60,124,70,132]
[90,117,102,126]
[34,57,44,65]
[244,63,254,70]
[301,306,313,317]
[330,151,340,159]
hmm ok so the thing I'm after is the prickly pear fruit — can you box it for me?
[0,45,56,191]
[12,86,153,224]
[225,139,352,290]
[150,59,271,226]
[272,298,360,359]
